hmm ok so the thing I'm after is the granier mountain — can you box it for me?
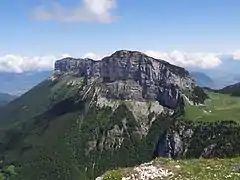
[0,50,239,180]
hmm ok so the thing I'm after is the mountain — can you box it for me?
[212,75,240,89]
[190,71,215,88]
[219,82,240,96]
[0,50,239,180]
[0,93,17,106]
[188,57,240,89]
[0,71,52,95]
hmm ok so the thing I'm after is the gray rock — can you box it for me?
[154,130,184,158]
[54,50,196,109]
[201,144,217,158]
[232,165,240,172]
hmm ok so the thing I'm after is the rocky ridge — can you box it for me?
[52,50,207,158]
[54,50,197,109]
[53,51,240,163]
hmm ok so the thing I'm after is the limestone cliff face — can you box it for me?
[53,50,210,162]
[55,50,195,109]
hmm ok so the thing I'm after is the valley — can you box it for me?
[185,91,240,123]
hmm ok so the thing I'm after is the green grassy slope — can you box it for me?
[0,76,89,179]
[220,82,240,96]
[185,91,240,122]
[0,75,171,180]
[0,75,83,128]
[0,75,239,180]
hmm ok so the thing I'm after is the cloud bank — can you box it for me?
[83,52,106,60]
[233,50,240,60]
[33,0,117,23]
[0,50,239,73]
[0,54,69,73]
[145,50,222,69]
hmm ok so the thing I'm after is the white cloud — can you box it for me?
[83,52,105,60]
[0,54,70,73]
[145,50,222,69]
[33,0,117,23]
[233,50,240,60]
[2,50,240,73]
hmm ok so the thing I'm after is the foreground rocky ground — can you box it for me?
[97,157,240,180]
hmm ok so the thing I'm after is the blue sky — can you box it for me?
[0,0,240,73]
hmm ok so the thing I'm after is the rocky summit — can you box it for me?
[55,50,197,108]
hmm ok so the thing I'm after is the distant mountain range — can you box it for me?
[0,93,17,106]
[0,71,51,95]
[190,70,240,89]
[189,56,240,89]
[190,71,216,88]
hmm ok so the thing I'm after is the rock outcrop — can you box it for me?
[55,50,196,109]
